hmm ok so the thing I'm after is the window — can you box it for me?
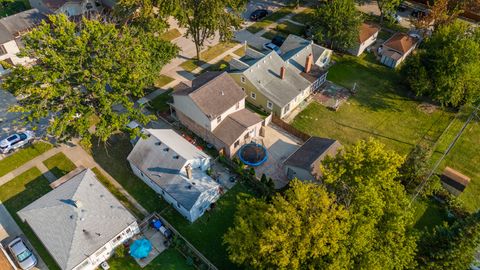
[241,87,245,92]
[0,45,7,56]
[234,140,240,148]
[241,77,246,83]
[250,92,256,100]
[216,115,222,123]
[283,103,290,114]
[95,246,108,257]
[244,133,249,140]
[267,101,273,109]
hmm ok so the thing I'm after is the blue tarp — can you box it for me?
[129,238,152,259]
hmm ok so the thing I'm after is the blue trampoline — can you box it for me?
[238,143,268,167]
[129,238,152,259]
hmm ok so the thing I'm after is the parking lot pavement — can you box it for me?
[0,202,48,270]
[255,124,301,189]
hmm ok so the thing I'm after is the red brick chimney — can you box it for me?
[280,66,286,80]
[304,53,313,73]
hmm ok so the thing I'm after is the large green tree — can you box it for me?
[402,21,480,107]
[321,139,418,269]
[1,15,178,146]
[376,0,402,24]
[313,0,362,50]
[224,180,350,270]
[416,212,480,269]
[159,0,245,60]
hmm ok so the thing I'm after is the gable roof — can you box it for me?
[383,32,418,54]
[0,9,46,40]
[359,23,380,43]
[232,51,311,107]
[173,72,246,118]
[127,129,219,210]
[284,137,341,178]
[441,167,471,192]
[280,34,330,68]
[17,169,136,270]
[212,108,262,145]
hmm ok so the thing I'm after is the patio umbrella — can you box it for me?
[129,238,152,259]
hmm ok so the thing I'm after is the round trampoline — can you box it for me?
[238,143,268,167]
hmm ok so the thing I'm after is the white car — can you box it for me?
[7,237,37,270]
[263,42,282,55]
[0,131,35,154]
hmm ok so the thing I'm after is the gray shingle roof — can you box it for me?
[0,24,12,44]
[234,51,311,107]
[0,9,46,39]
[284,137,341,177]
[173,72,246,118]
[127,129,219,210]
[280,34,330,74]
[17,169,137,270]
[212,109,262,146]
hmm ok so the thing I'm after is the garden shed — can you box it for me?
[440,167,471,196]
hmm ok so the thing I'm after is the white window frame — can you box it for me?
[267,100,273,109]
[250,92,256,100]
[241,76,246,83]
[216,115,222,123]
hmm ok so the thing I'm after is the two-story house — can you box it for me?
[128,129,221,222]
[171,71,264,157]
[0,9,45,76]
[349,22,380,56]
[229,35,332,119]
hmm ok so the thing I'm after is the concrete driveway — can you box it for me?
[0,202,48,270]
[255,124,301,188]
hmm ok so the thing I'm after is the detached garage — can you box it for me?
[283,137,341,182]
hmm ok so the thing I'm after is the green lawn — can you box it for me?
[261,30,286,41]
[160,184,253,270]
[42,152,76,178]
[160,28,182,41]
[154,74,175,88]
[109,248,194,270]
[247,7,293,34]
[202,55,232,73]
[180,42,238,72]
[276,20,305,36]
[91,135,253,269]
[412,198,448,232]
[92,167,145,219]
[290,7,315,24]
[292,54,455,155]
[148,89,173,113]
[0,167,60,270]
[430,105,480,212]
[0,0,30,18]
[0,142,53,177]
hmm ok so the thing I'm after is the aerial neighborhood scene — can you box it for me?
[1,0,480,268]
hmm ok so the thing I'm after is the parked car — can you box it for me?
[0,131,34,154]
[397,3,407,12]
[250,9,268,21]
[263,42,282,55]
[271,35,286,47]
[7,238,37,270]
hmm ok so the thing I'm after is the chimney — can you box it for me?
[280,66,286,80]
[304,53,313,73]
[185,164,192,180]
[73,200,82,208]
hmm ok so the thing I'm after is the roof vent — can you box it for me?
[73,200,82,208]
[163,147,169,152]
[173,155,179,159]
[155,141,162,146]
[187,185,192,189]
[70,215,74,219]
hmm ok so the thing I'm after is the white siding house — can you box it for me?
[349,23,380,56]
[127,129,221,222]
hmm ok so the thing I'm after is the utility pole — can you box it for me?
[410,104,480,205]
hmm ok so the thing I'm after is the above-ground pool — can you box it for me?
[238,143,268,167]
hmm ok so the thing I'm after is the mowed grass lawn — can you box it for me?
[430,105,480,212]
[0,142,53,177]
[109,248,194,270]
[0,167,60,270]
[292,54,455,155]
[92,135,254,269]
[42,152,76,178]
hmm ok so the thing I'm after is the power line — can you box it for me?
[409,104,480,206]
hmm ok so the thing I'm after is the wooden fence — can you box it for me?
[271,116,311,142]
